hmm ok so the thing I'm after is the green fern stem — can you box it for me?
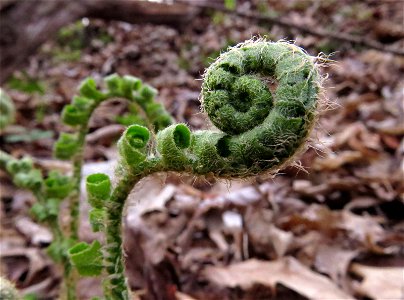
[69,109,95,241]
[103,173,136,300]
[102,157,165,298]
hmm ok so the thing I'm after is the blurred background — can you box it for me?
[0,0,403,299]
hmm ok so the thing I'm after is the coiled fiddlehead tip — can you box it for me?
[86,173,111,208]
[44,171,72,199]
[6,157,43,190]
[68,240,103,276]
[118,124,150,166]
[194,39,321,177]
[54,133,79,160]
[157,123,191,170]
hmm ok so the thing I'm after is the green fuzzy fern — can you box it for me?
[0,39,322,300]
[0,73,173,300]
[83,40,322,300]
[151,40,320,178]
[195,40,319,176]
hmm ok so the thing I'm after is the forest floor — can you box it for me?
[0,1,403,299]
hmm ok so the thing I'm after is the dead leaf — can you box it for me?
[350,263,404,300]
[203,257,354,299]
[313,151,363,171]
[0,247,50,284]
[15,217,52,246]
[314,244,358,286]
[175,291,198,300]
[245,206,293,259]
[281,204,384,245]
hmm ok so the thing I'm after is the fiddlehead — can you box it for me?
[86,40,322,300]
[154,40,320,177]
[54,74,173,240]
[191,40,320,176]
[0,75,173,299]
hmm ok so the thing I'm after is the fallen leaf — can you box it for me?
[314,244,358,286]
[313,151,363,171]
[0,247,49,284]
[245,206,293,258]
[203,257,354,299]
[15,217,52,246]
[350,263,404,300]
[175,291,198,300]
[281,204,384,246]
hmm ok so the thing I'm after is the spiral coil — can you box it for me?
[191,40,320,177]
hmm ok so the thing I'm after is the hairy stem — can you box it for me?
[69,125,88,241]
[103,173,136,300]
[48,217,76,300]
[103,159,164,299]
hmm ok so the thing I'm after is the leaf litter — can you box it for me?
[1,0,403,299]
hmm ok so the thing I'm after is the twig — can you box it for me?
[86,124,125,144]
[175,0,404,56]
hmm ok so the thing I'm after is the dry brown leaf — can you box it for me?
[15,217,52,246]
[21,277,59,299]
[281,204,384,245]
[314,244,358,286]
[245,205,292,258]
[350,263,404,300]
[203,257,354,299]
[175,291,198,300]
[0,247,49,284]
[313,151,363,171]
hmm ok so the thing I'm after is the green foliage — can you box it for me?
[6,157,43,191]
[57,21,86,50]
[22,294,38,300]
[195,40,320,177]
[0,89,15,130]
[44,171,72,199]
[47,238,75,263]
[86,173,111,208]
[201,39,236,67]
[224,0,236,10]
[68,241,103,276]
[157,123,191,170]
[78,78,106,101]
[90,40,321,299]
[4,128,53,143]
[1,39,322,300]
[5,74,46,123]
[53,20,113,62]
[118,125,149,166]
[116,104,147,127]
[7,73,45,95]
[54,133,79,160]
[89,208,105,232]
[62,104,90,126]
